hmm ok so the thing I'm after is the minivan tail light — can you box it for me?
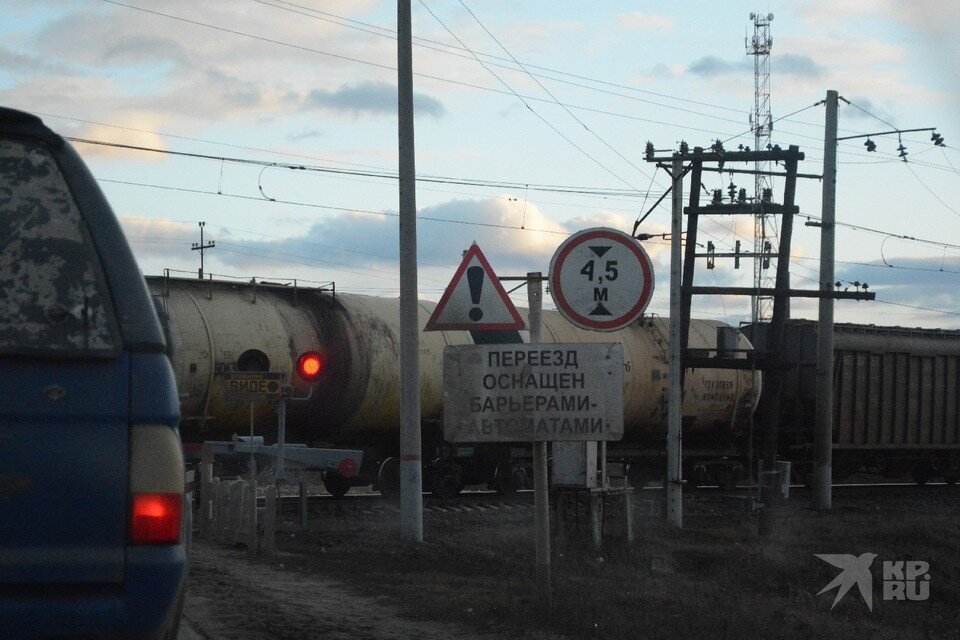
[131,493,182,544]
[130,424,184,545]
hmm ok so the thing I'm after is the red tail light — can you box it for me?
[130,493,182,545]
[296,351,324,381]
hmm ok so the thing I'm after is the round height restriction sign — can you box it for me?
[549,227,655,332]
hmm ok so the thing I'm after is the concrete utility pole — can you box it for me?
[667,156,683,528]
[191,221,215,279]
[397,0,424,542]
[814,90,838,510]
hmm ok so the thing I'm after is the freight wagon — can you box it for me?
[746,320,960,484]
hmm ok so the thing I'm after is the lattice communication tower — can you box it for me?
[746,12,775,322]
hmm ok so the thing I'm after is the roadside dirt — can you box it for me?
[183,484,960,640]
[183,539,498,640]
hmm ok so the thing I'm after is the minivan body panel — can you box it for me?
[0,356,129,585]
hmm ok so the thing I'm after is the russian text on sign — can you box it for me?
[443,342,624,442]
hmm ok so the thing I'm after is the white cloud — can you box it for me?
[302,81,445,118]
[73,111,170,160]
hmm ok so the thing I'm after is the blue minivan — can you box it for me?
[0,107,187,639]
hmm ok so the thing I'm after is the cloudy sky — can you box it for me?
[3,0,959,328]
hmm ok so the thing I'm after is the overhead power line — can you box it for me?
[102,177,606,238]
[417,0,644,191]
[97,0,960,178]
[253,0,751,117]
[68,137,648,198]
[875,299,960,318]
[93,0,812,160]
[456,0,656,182]
[254,0,941,146]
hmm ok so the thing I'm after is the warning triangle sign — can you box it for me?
[424,243,525,332]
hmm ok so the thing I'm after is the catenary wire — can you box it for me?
[417,0,643,192]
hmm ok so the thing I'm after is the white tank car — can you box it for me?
[147,276,760,449]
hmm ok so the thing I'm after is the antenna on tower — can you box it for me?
[746,11,775,323]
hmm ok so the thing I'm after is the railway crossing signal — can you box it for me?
[296,351,324,381]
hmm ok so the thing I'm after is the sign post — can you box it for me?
[526,272,551,609]
[443,272,623,610]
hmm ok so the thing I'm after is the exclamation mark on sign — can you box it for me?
[467,266,484,321]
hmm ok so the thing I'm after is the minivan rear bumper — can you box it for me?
[0,544,187,640]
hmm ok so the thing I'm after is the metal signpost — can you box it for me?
[526,273,550,609]
[548,227,654,515]
[434,232,648,607]
[222,372,292,479]
[443,331,624,610]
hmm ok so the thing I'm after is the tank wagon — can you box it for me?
[746,320,960,484]
[148,276,760,494]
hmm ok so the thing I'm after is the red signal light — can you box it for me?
[130,493,182,545]
[296,351,324,381]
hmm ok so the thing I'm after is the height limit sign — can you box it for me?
[549,227,655,332]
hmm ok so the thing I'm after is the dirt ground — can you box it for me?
[183,539,499,640]
[182,484,960,640]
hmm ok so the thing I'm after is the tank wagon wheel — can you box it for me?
[322,470,352,498]
[689,464,709,490]
[719,474,738,493]
[493,461,530,496]
[377,457,401,499]
[911,464,932,487]
[426,460,464,500]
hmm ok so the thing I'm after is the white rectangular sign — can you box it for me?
[442,343,624,442]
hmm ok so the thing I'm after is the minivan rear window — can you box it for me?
[0,138,121,357]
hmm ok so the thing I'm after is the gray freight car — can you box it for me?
[749,320,960,484]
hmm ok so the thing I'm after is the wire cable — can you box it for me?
[69,137,648,198]
[252,0,752,118]
[904,162,960,219]
[101,177,582,236]
[456,0,658,184]
[416,0,642,192]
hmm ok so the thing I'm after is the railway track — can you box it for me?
[271,488,535,516]
[261,480,954,518]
